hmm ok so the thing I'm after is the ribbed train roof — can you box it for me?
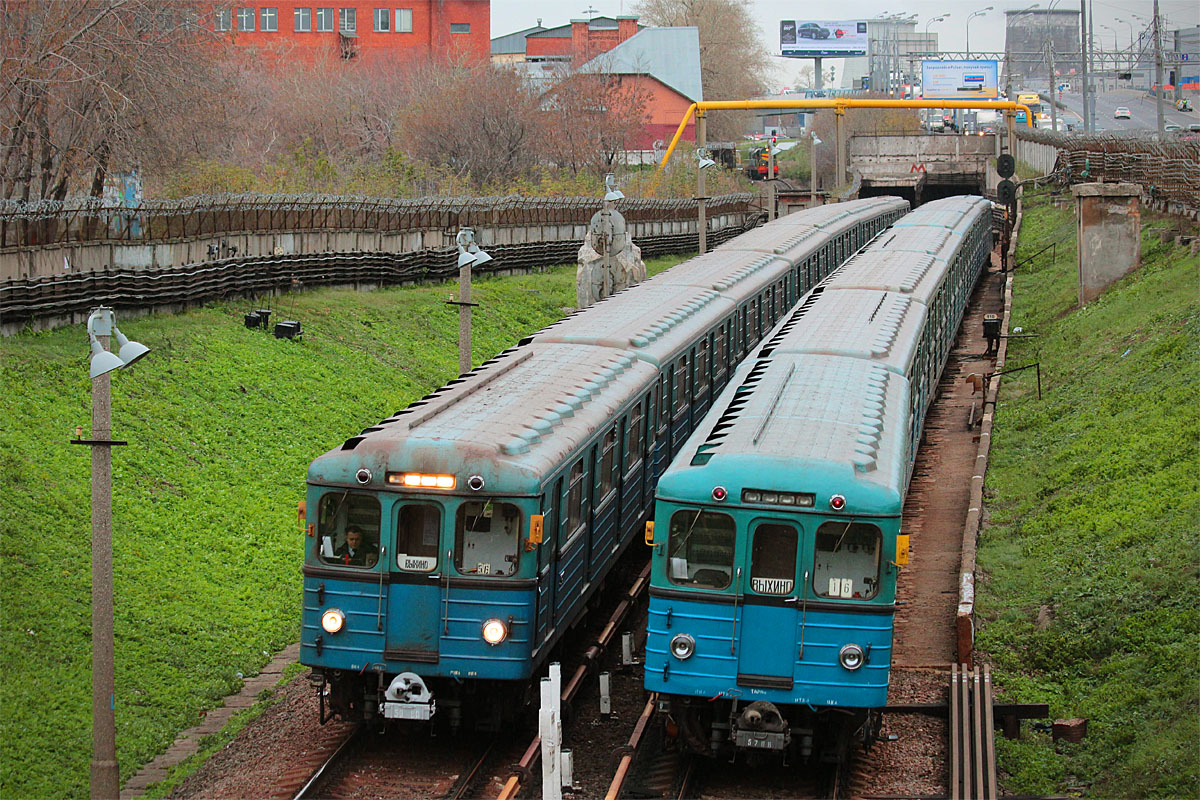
[691,354,904,478]
[762,289,921,371]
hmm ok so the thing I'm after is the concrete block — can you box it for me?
[1071,182,1141,306]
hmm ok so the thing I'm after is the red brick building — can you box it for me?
[211,1,490,64]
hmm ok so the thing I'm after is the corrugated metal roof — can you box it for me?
[577,27,703,102]
[491,25,546,55]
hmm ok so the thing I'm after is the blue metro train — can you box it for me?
[299,197,910,728]
[643,195,993,762]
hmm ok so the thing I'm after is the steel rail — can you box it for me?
[496,561,652,800]
[949,664,998,800]
[603,694,658,800]
[290,724,362,800]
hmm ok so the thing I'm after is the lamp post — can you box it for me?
[452,229,492,374]
[965,7,992,59]
[80,307,149,800]
[809,131,822,206]
[925,14,949,36]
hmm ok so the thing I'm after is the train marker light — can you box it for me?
[712,486,728,502]
[830,494,846,511]
[529,514,544,545]
[388,472,456,489]
[896,535,910,566]
[321,608,346,634]
[355,468,372,484]
[644,521,655,546]
[481,618,509,645]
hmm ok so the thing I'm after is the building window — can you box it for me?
[236,7,254,31]
[339,7,356,32]
[294,8,311,31]
[450,22,470,34]
[373,8,389,31]
[260,7,277,32]
[395,8,413,32]
[316,8,333,32]
[214,8,232,31]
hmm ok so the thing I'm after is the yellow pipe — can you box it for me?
[648,98,1034,194]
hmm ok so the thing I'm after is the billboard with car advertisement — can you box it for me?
[780,20,868,57]
[921,60,1000,100]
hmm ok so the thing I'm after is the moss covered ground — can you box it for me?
[0,255,686,799]
[978,187,1199,798]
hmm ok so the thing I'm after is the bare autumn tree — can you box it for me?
[539,69,653,176]
[632,0,770,139]
[394,60,541,187]
[0,0,228,203]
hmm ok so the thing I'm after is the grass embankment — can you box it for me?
[978,188,1199,798]
[0,255,686,799]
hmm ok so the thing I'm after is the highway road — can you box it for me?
[1056,88,1196,133]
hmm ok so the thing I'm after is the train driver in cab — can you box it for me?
[334,527,378,567]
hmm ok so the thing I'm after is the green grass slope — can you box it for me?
[0,255,685,799]
[977,189,1200,798]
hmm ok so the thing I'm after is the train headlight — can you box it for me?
[321,608,346,634]
[839,643,865,671]
[670,633,696,660]
[481,618,508,645]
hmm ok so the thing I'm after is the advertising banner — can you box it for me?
[780,20,869,57]
[921,60,1000,100]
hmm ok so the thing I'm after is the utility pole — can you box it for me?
[1084,0,1094,131]
[1048,40,1058,133]
[1153,0,1164,137]
[696,111,707,254]
[1088,0,1096,131]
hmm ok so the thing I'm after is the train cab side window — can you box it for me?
[396,504,440,571]
[750,523,797,595]
[667,509,735,589]
[813,521,882,600]
[454,501,521,576]
[567,460,584,534]
[713,325,727,381]
[316,491,381,568]
[599,426,618,502]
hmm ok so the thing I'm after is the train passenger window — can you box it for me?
[454,501,521,576]
[695,339,710,396]
[625,402,644,474]
[599,426,618,501]
[396,504,440,571]
[750,523,797,595]
[567,460,584,534]
[813,521,882,600]
[672,356,689,416]
[667,509,735,589]
[713,325,727,380]
[316,491,381,568]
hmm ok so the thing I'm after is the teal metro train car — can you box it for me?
[643,196,993,762]
[299,198,910,729]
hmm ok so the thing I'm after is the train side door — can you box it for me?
[736,521,801,689]
[384,502,445,663]
[534,484,559,645]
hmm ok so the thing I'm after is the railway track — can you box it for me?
[950,664,998,800]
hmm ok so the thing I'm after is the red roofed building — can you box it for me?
[209,1,490,64]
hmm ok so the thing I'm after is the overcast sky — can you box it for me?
[490,0,1200,89]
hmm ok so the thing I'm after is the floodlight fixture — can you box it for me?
[696,149,716,170]
[113,327,150,367]
[456,227,492,267]
[604,173,625,202]
[89,338,125,379]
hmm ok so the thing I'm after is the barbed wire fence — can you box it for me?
[1015,130,1200,217]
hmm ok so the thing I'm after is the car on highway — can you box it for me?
[797,23,831,39]
[1114,107,1131,119]
[1188,123,1200,132]
[1163,123,1182,133]
[1176,99,1193,112]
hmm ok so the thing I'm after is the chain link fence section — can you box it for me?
[0,192,755,248]
[1015,130,1200,216]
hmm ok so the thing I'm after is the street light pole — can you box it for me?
[1153,0,1164,137]
[80,307,149,800]
[965,8,992,59]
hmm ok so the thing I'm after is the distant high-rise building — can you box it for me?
[1004,9,1080,89]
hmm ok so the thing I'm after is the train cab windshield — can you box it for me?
[454,500,522,576]
[317,491,382,568]
[813,521,882,600]
[396,503,440,571]
[667,509,735,589]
